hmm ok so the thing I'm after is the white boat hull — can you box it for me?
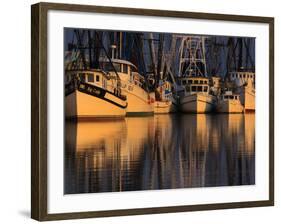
[65,89,127,120]
[216,100,244,113]
[154,100,177,114]
[180,93,216,113]
[237,80,255,112]
[154,101,171,114]
[171,97,178,113]
[122,85,154,116]
[242,88,255,112]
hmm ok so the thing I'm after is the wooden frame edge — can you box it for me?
[31,2,274,221]
[41,200,273,221]
[31,3,48,221]
[36,2,274,23]
[269,18,274,205]
[31,3,41,220]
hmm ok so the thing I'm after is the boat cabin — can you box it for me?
[65,70,108,90]
[229,71,255,87]
[221,91,240,101]
[179,77,210,94]
[131,72,145,88]
[100,59,145,88]
[100,59,138,76]
[156,81,173,101]
[210,76,221,88]
[163,81,173,93]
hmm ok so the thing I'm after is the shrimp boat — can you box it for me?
[229,71,255,112]
[179,76,216,113]
[100,58,154,116]
[176,36,216,113]
[241,80,255,112]
[65,69,127,120]
[216,91,244,113]
[154,80,177,114]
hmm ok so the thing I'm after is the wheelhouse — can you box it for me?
[100,59,138,76]
[100,59,146,89]
[179,77,210,94]
[229,71,255,86]
[65,70,108,90]
[221,91,240,101]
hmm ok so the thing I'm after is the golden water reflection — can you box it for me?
[64,114,255,194]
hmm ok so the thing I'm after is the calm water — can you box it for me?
[64,114,255,194]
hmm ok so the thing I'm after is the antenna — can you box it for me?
[110,44,117,59]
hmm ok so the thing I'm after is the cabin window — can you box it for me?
[123,64,128,74]
[239,74,242,78]
[194,80,199,84]
[113,63,121,72]
[103,62,121,72]
[103,62,114,72]
[235,96,238,100]
[188,80,193,84]
[243,74,246,78]
[191,86,197,92]
[96,75,100,82]
[87,73,94,82]
[199,80,204,84]
[203,86,208,92]
[182,80,187,85]
[197,86,203,92]
[204,80,208,84]
[78,73,85,82]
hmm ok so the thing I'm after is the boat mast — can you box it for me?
[95,32,122,91]
[243,38,255,71]
[147,33,157,86]
[177,35,207,77]
[164,35,178,89]
[156,33,164,86]
[73,30,87,70]
[225,37,255,75]
[119,32,122,59]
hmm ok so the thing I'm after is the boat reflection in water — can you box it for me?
[64,114,255,194]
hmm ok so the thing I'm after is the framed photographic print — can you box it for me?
[31,2,274,221]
